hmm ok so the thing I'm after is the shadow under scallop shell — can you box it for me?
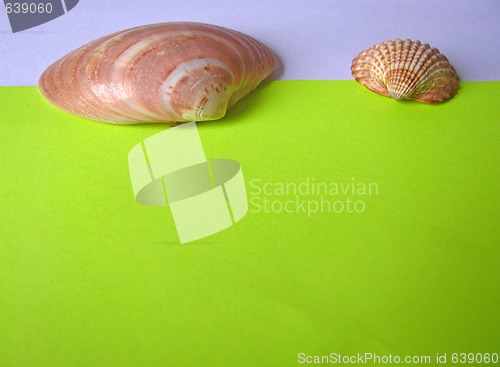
[199,80,276,127]
[115,79,276,131]
[195,52,282,127]
[267,51,285,81]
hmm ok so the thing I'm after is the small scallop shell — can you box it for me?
[38,22,276,124]
[351,39,459,103]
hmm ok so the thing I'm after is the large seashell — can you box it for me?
[38,22,275,124]
[351,39,459,103]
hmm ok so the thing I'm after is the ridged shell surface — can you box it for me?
[351,39,459,103]
[38,22,276,124]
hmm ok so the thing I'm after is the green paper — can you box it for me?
[0,81,499,366]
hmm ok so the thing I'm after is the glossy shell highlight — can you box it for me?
[38,22,276,124]
[351,39,459,103]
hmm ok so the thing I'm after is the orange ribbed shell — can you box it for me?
[351,39,459,103]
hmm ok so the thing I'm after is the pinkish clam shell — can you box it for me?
[351,39,459,103]
[38,22,276,124]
